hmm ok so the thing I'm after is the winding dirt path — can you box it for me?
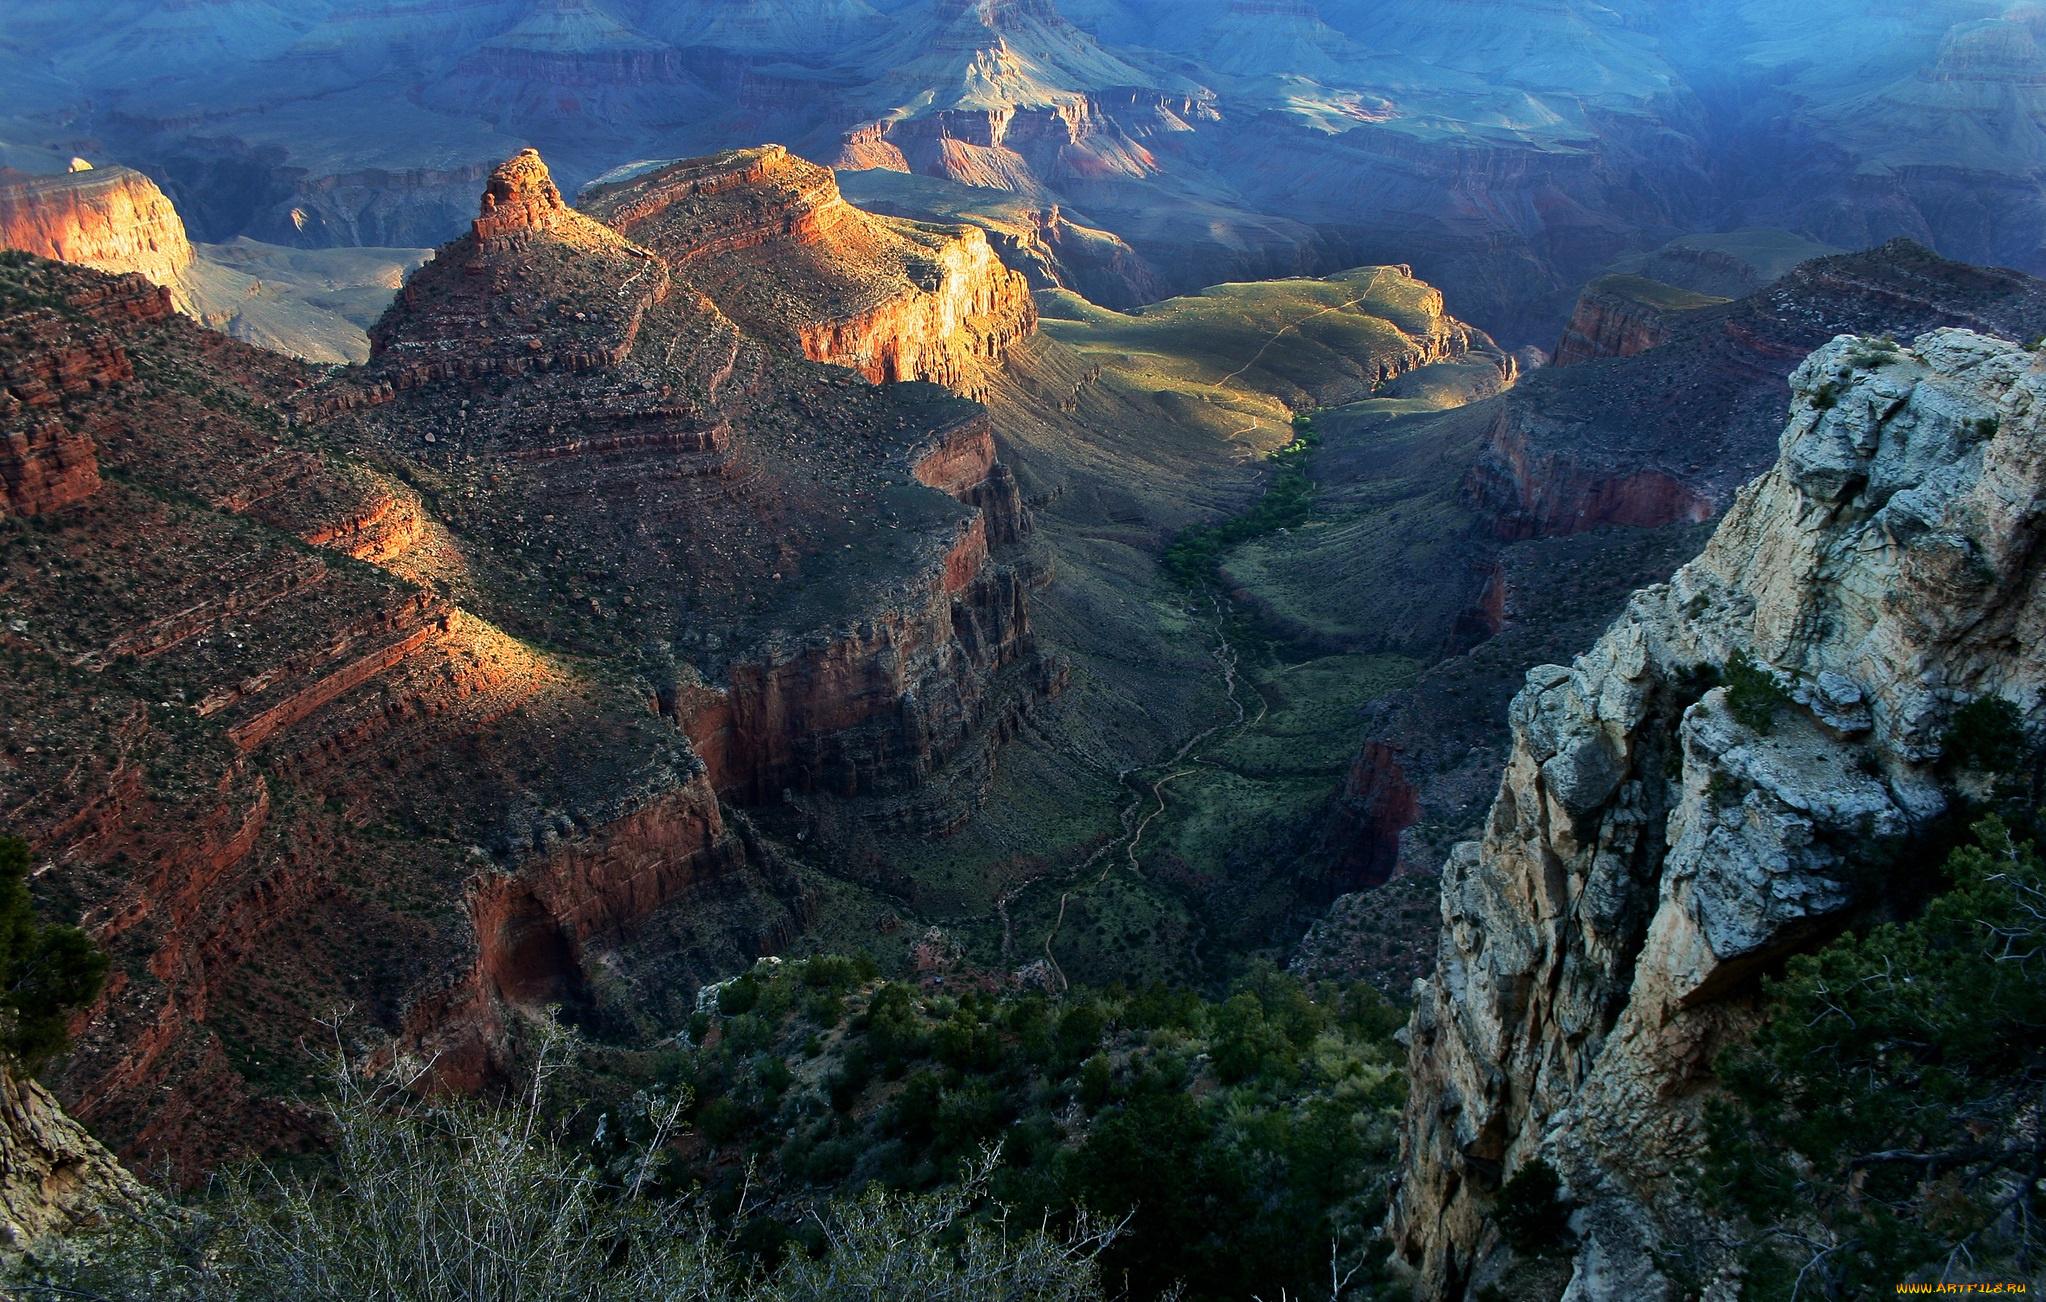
[1210,273,1386,444]
[1036,598,1270,990]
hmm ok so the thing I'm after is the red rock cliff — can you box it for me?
[1465,400,1717,539]
[583,146,1037,400]
[1552,273,1728,367]
[0,256,766,1178]
[0,166,195,308]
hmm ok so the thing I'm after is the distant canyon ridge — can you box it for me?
[1,0,2044,344]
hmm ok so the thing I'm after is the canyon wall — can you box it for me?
[0,137,1063,1182]
[1393,329,2046,1298]
[1551,275,1727,368]
[584,146,1037,401]
[0,245,773,1176]
[0,166,193,301]
[362,149,1055,827]
[1460,242,2046,545]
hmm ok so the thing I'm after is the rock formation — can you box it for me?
[1597,230,1845,301]
[0,1064,144,1253]
[1392,327,2046,1298]
[15,0,2046,351]
[359,149,1054,819]
[1467,241,2046,543]
[0,166,194,303]
[582,146,1037,401]
[1292,241,2046,1013]
[422,0,715,148]
[0,145,1054,1176]
[1551,274,1727,368]
[0,164,426,365]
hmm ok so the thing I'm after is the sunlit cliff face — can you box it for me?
[0,0,2038,348]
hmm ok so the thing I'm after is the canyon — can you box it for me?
[0,144,1060,1178]
[1,130,1549,1195]
[1287,240,2046,945]
[4,19,2046,1290]
[0,2,2043,348]
[0,163,430,364]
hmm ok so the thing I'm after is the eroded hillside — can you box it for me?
[0,145,1063,1176]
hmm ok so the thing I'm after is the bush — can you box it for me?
[0,836,109,1071]
[1494,1159,1572,1257]
[1054,1004,1106,1066]
[1702,820,2046,1296]
[801,955,872,991]
[1078,1054,1114,1110]
[860,983,928,1068]
[1160,421,1321,589]
[1941,695,2028,773]
[1723,651,1788,733]
[1209,993,1292,1085]
[758,1154,1116,1302]
[718,973,761,1016]
[13,1049,1115,1302]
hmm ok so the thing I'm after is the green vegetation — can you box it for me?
[0,836,109,1071]
[1112,650,1419,976]
[1723,650,1790,733]
[1495,1159,1573,1258]
[17,959,1409,1302]
[1587,273,1730,314]
[1702,818,2046,1297]
[1036,267,1450,417]
[1704,711,2046,1297]
[1163,415,1320,588]
[1844,336,1903,370]
[13,1034,1116,1302]
[1942,695,2029,773]
[650,956,1409,1302]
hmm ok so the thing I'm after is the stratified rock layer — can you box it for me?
[359,148,1053,826]
[1393,329,2046,1299]
[0,166,194,297]
[1466,241,2046,541]
[0,143,1052,1177]
[1551,274,1727,368]
[583,146,1037,400]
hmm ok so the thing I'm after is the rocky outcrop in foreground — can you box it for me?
[0,1064,141,1252]
[1393,329,2046,1298]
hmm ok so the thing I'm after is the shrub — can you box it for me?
[0,836,109,1071]
[1078,1054,1114,1110]
[1495,1159,1572,1257]
[718,973,761,1016]
[801,955,870,992]
[1160,422,1321,589]
[758,1154,1117,1302]
[1702,820,2046,1296]
[860,983,928,1067]
[1054,1004,1107,1066]
[1723,651,1788,733]
[1941,695,2028,773]
[12,1051,1115,1302]
[1843,337,1901,370]
[1209,993,1291,1085]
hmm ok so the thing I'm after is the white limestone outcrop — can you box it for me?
[1392,328,2046,1299]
